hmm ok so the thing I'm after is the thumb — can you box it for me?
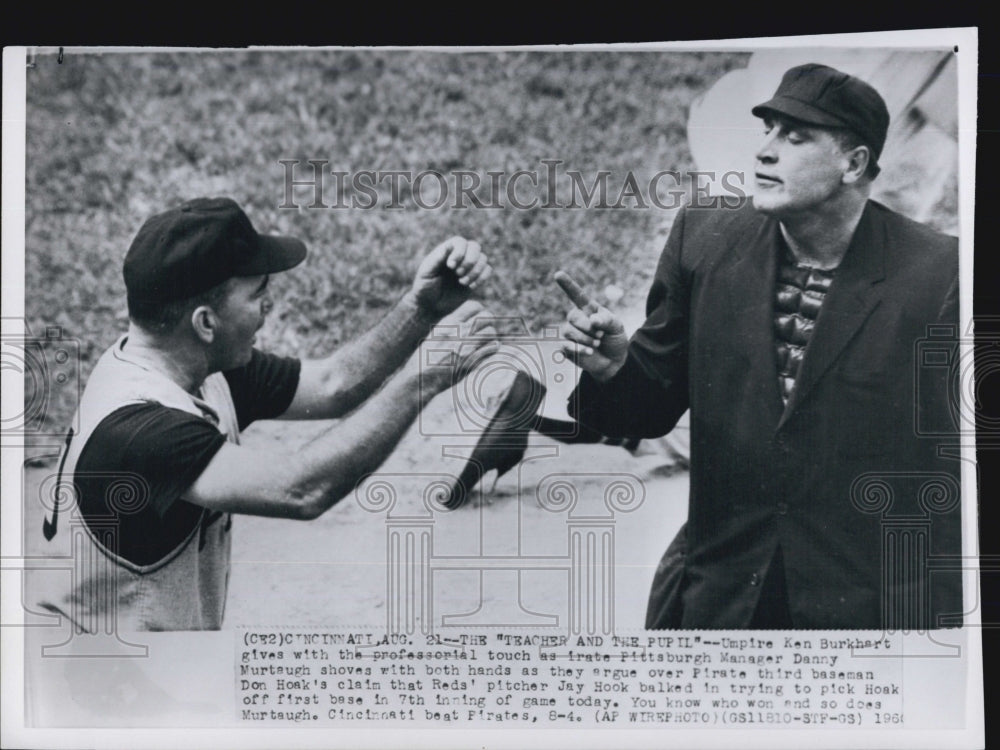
[416,241,451,278]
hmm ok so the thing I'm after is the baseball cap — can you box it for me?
[124,197,307,307]
[751,63,890,165]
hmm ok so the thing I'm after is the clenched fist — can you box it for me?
[411,236,493,317]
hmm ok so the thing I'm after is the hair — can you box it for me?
[128,279,232,335]
[828,127,881,181]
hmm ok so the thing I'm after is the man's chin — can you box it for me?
[751,194,782,215]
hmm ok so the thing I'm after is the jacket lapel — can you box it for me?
[721,212,785,421]
[777,202,886,429]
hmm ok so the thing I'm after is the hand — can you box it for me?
[555,271,629,382]
[412,300,499,392]
[410,236,493,317]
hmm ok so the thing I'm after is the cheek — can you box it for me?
[226,306,259,338]
[789,159,840,194]
[807,150,846,181]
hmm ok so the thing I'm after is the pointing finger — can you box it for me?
[554,270,597,312]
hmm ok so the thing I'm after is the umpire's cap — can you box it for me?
[752,63,890,168]
[124,197,306,308]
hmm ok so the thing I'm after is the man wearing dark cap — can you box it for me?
[558,63,962,629]
[38,197,496,631]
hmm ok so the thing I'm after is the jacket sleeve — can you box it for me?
[568,207,691,439]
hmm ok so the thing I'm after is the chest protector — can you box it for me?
[37,336,239,631]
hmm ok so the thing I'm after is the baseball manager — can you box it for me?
[38,197,495,631]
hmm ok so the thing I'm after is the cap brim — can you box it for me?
[256,234,308,274]
[751,96,850,129]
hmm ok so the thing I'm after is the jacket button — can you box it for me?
[777,502,788,515]
[750,573,760,586]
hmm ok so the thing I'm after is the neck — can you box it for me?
[123,324,210,394]
[779,192,869,270]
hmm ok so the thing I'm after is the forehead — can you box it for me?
[761,112,837,138]
[230,274,268,291]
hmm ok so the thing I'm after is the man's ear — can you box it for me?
[842,145,871,185]
[190,305,219,344]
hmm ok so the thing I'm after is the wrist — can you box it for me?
[591,356,627,384]
[401,353,451,403]
[401,290,439,327]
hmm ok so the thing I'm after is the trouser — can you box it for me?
[747,546,793,628]
[645,534,793,629]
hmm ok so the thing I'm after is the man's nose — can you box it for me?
[755,130,779,163]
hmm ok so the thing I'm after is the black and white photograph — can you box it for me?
[1,28,983,749]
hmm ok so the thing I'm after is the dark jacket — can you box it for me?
[572,199,962,629]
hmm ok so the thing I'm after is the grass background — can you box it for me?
[23,49,749,443]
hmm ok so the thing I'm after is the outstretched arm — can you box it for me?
[281,236,492,420]
[186,301,498,519]
[560,208,691,438]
